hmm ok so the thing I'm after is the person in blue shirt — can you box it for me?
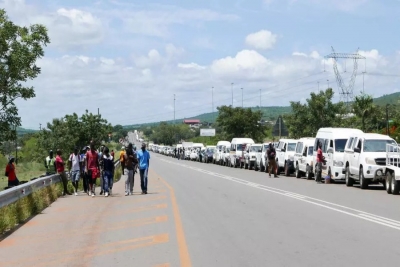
[137,143,150,194]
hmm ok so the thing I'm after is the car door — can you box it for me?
[351,139,362,176]
[349,137,358,174]
[299,145,307,172]
[278,142,286,167]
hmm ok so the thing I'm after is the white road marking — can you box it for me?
[159,157,400,232]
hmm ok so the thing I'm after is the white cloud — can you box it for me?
[245,30,277,50]
[0,0,105,50]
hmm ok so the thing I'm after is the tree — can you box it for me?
[285,89,346,137]
[0,9,50,143]
[216,106,266,142]
[353,93,374,132]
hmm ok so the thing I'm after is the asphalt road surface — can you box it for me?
[1,132,400,266]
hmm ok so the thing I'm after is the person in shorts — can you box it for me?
[68,147,82,196]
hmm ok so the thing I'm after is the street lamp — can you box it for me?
[241,88,243,108]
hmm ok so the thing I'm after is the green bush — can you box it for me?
[0,183,62,234]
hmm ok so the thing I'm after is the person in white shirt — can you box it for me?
[68,147,82,196]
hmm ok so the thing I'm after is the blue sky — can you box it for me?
[1,0,400,128]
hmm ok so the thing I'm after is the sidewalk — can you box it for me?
[0,170,183,267]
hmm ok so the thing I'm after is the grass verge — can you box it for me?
[0,183,63,235]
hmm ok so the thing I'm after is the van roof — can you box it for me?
[358,133,396,140]
[279,139,298,143]
[231,138,255,143]
[318,128,363,134]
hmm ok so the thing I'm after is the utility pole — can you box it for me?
[279,116,281,139]
[39,123,42,130]
[317,81,320,92]
[259,89,261,109]
[212,87,214,114]
[174,94,176,123]
[231,83,234,106]
[327,79,330,89]
[386,104,389,136]
[97,108,99,116]
[241,88,243,108]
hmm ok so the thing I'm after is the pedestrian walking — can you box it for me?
[68,147,82,196]
[266,143,278,178]
[315,141,326,184]
[174,147,177,158]
[98,146,105,195]
[86,141,100,197]
[81,147,89,194]
[5,156,19,187]
[137,143,150,194]
[123,143,138,196]
[55,149,71,196]
[102,147,114,197]
[45,150,56,175]
[120,146,126,175]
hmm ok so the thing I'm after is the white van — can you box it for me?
[229,138,255,168]
[343,133,396,189]
[314,128,363,181]
[245,143,263,170]
[214,141,231,164]
[293,137,315,179]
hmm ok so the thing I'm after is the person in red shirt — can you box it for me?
[316,141,326,184]
[56,149,71,195]
[86,141,100,197]
[5,156,19,187]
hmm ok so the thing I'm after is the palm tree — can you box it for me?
[353,93,374,132]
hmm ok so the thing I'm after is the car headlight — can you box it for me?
[365,157,376,165]
[333,160,344,167]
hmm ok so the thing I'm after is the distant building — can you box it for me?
[183,119,200,125]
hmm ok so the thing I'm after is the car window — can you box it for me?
[334,139,347,152]
[287,143,297,151]
[308,146,313,156]
[363,139,396,152]
[347,137,354,149]
[250,146,261,152]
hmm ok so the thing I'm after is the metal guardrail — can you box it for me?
[0,160,121,209]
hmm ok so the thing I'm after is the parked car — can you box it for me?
[203,148,215,163]
[245,144,262,170]
[314,127,363,182]
[384,143,400,195]
[293,137,315,179]
[343,133,396,189]
[214,141,231,164]
[255,143,270,172]
[229,138,255,168]
[276,139,298,176]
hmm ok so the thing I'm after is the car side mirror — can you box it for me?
[281,148,285,152]
[258,149,262,152]
[303,152,307,157]
[327,148,333,154]
[354,147,361,153]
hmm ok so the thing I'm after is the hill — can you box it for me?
[17,127,38,136]
[123,92,400,129]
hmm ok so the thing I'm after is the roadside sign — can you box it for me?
[200,128,216,137]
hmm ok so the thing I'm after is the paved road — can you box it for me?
[1,132,400,266]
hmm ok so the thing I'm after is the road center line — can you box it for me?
[159,158,400,232]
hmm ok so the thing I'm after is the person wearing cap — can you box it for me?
[120,146,126,175]
[56,149,71,196]
[137,143,150,194]
[45,150,56,175]
[68,147,82,196]
[5,156,19,187]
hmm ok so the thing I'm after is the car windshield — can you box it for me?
[363,139,396,152]
[208,148,215,152]
[250,146,261,152]
[334,139,347,152]
[308,146,313,156]
[287,143,297,151]
[264,144,270,150]
[237,144,243,151]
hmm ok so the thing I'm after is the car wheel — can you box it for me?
[345,166,354,187]
[284,162,290,177]
[306,165,312,180]
[392,172,400,195]
[295,164,301,178]
[386,172,392,194]
[359,167,368,190]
